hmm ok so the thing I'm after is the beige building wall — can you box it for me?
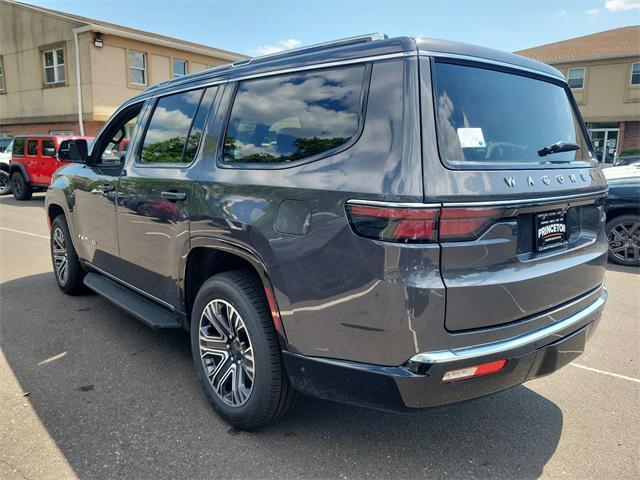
[0,1,87,124]
[555,56,640,123]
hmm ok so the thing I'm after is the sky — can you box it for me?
[23,0,640,56]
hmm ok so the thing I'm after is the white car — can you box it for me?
[0,138,13,195]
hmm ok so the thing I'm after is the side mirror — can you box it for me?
[58,139,88,163]
[44,147,56,157]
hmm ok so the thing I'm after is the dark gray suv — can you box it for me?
[45,34,608,429]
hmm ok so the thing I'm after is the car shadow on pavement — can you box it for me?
[605,263,639,274]
[0,192,45,206]
[1,272,563,480]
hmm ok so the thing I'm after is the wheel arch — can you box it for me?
[606,207,640,224]
[182,238,287,346]
[9,162,31,183]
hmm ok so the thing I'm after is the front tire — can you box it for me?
[11,172,32,200]
[191,270,298,430]
[606,214,640,266]
[0,171,11,195]
[50,215,86,294]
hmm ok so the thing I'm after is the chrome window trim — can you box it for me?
[346,199,441,208]
[418,50,564,81]
[410,287,607,364]
[441,189,608,207]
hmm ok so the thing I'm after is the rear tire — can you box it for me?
[50,215,86,294]
[190,270,299,430]
[11,172,32,200]
[0,171,11,195]
[606,213,640,267]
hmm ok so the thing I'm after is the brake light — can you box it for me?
[346,203,504,243]
[442,359,507,382]
[346,204,440,243]
[439,207,503,241]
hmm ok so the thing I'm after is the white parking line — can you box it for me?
[570,363,640,384]
[0,226,49,240]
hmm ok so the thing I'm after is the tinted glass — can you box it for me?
[13,138,24,155]
[184,87,217,163]
[140,90,204,163]
[223,65,366,164]
[27,140,38,155]
[433,62,590,165]
[42,139,55,155]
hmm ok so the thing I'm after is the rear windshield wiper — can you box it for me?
[538,141,580,157]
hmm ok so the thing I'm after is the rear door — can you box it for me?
[25,138,42,183]
[116,86,218,307]
[40,138,59,183]
[420,57,608,332]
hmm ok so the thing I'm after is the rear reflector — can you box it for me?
[346,204,440,243]
[442,359,507,382]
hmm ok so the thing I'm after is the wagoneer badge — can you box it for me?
[504,172,592,188]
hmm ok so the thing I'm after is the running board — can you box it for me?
[83,272,180,329]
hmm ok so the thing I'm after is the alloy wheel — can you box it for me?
[0,173,8,191]
[608,219,640,263]
[52,227,68,284]
[199,299,255,407]
[13,177,23,196]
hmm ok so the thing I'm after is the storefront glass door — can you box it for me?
[589,129,619,166]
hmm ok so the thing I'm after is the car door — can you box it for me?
[70,102,145,271]
[115,86,218,307]
[25,138,42,183]
[40,138,59,183]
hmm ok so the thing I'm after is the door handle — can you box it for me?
[161,191,186,201]
[90,184,114,194]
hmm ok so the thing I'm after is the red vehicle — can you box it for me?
[9,135,93,200]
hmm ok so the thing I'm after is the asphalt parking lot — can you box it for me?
[0,193,638,480]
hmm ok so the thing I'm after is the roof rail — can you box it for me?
[235,33,388,67]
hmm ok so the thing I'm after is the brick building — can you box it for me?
[0,0,247,137]
[517,26,640,166]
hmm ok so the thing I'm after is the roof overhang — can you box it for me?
[73,25,247,61]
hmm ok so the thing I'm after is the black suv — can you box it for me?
[46,34,608,429]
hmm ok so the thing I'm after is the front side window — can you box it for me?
[43,48,65,84]
[432,61,591,166]
[139,88,214,164]
[173,59,187,78]
[13,138,25,155]
[129,50,147,85]
[223,65,366,165]
[567,67,585,89]
[631,62,640,86]
[42,139,55,156]
[27,140,38,156]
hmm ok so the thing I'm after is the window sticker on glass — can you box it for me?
[457,128,486,148]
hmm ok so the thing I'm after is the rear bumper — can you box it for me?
[283,287,606,411]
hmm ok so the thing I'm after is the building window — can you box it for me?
[567,67,585,89]
[0,56,5,92]
[43,48,65,84]
[631,62,640,86]
[172,59,187,78]
[129,50,147,85]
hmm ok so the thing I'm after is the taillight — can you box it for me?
[346,202,504,243]
[439,207,503,241]
[345,203,439,243]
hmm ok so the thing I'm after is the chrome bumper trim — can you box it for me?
[409,287,607,364]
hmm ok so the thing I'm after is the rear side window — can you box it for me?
[42,139,55,155]
[222,65,367,165]
[139,88,215,164]
[13,138,25,155]
[432,61,591,167]
[27,140,38,156]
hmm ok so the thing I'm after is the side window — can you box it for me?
[42,139,55,156]
[13,138,25,156]
[100,115,139,164]
[222,65,367,165]
[27,140,38,156]
[139,88,215,164]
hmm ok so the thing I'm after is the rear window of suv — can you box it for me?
[432,61,592,168]
[222,65,367,165]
